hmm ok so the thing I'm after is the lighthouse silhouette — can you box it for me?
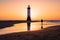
[27,5,31,31]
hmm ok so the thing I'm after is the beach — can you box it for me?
[0,25,60,40]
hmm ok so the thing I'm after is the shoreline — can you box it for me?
[0,25,60,40]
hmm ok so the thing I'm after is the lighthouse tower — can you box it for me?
[27,5,31,31]
[27,5,31,21]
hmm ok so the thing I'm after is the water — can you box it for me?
[0,22,60,35]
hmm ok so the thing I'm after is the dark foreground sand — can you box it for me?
[0,25,60,40]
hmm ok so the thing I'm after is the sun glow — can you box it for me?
[31,8,40,20]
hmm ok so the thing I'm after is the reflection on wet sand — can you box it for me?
[0,22,59,35]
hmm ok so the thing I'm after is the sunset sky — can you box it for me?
[0,0,60,20]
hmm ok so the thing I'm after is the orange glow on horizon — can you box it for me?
[0,0,60,20]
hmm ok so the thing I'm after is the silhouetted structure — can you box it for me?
[0,5,46,31]
[41,19,43,29]
[27,5,31,31]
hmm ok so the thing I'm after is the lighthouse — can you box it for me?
[27,5,31,21]
[27,5,31,31]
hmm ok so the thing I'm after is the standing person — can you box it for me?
[41,19,43,29]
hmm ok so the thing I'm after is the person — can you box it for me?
[41,19,43,29]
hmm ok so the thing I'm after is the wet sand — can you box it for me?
[0,25,60,40]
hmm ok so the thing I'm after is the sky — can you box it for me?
[0,0,60,20]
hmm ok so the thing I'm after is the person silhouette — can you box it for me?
[41,19,43,29]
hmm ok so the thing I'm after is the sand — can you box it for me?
[0,25,60,40]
